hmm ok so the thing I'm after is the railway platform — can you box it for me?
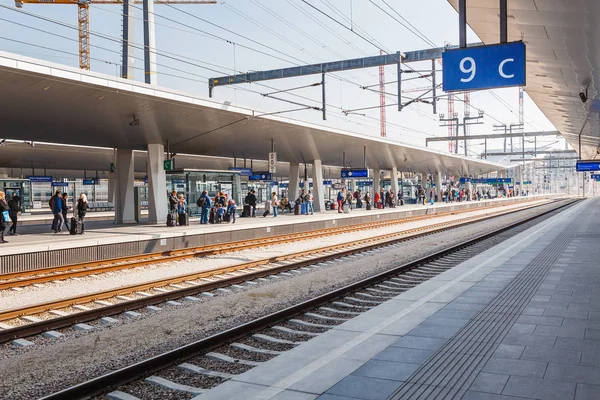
[0,196,548,275]
[194,197,596,400]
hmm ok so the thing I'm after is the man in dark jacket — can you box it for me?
[52,190,64,233]
[62,193,70,231]
[198,190,211,224]
[7,194,20,235]
[246,190,257,217]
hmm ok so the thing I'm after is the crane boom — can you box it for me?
[15,0,216,70]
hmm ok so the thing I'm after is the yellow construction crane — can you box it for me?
[15,0,216,70]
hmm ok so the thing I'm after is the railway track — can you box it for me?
[36,198,578,400]
[0,199,560,344]
[0,198,543,291]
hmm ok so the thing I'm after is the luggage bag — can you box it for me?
[70,217,83,235]
[178,213,189,226]
[167,212,176,227]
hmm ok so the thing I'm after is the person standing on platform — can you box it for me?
[306,190,314,215]
[52,190,64,233]
[198,190,211,224]
[380,189,386,209]
[7,194,20,235]
[62,193,70,232]
[246,190,257,218]
[374,191,380,208]
[364,191,371,210]
[0,192,9,243]
[77,193,88,234]
[169,190,178,213]
[271,192,279,217]
[337,189,345,213]
[227,199,237,223]
[177,194,187,226]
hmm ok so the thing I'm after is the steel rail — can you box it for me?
[0,199,564,344]
[0,199,543,290]
[38,198,579,400]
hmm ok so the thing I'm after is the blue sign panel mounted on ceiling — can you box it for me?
[28,176,53,183]
[443,42,526,92]
[341,169,369,179]
[249,172,272,181]
[229,167,253,177]
[576,161,600,172]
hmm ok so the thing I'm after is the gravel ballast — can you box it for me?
[0,200,572,399]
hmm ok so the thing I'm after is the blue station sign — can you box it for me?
[576,161,600,172]
[249,172,272,181]
[323,180,333,185]
[83,178,100,185]
[229,167,253,177]
[591,174,600,179]
[51,182,69,187]
[443,42,526,92]
[28,176,53,183]
[341,169,369,179]
[459,177,472,183]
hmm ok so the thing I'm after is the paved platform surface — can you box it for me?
[0,196,538,256]
[194,197,597,400]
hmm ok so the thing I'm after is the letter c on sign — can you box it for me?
[499,58,514,79]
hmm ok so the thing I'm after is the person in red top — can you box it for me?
[374,191,381,208]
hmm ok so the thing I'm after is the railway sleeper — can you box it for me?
[230,342,283,356]
[145,375,204,395]
[205,352,261,366]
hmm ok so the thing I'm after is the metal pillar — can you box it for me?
[500,0,508,43]
[436,172,443,202]
[121,0,135,79]
[459,0,467,48]
[143,0,157,85]
[321,72,326,120]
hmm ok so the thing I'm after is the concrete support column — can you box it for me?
[312,160,325,212]
[436,172,443,202]
[107,172,116,204]
[115,149,135,224]
[499,169,508,196]
[516,165,523,195]
[373,168,381,193]
[391,167,399,200]
[147,143,167,223]
[289,162,300,202]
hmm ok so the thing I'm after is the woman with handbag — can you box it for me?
[0,192,9,243]
[76,193,89,234]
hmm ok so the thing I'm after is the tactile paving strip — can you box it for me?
[388,218,580,400]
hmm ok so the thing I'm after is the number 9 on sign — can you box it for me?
[459,57,476,83]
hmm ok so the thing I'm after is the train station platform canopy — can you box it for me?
[0,51,504,177]
[447,0,600,159]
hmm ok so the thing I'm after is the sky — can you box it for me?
[0,0,565,158]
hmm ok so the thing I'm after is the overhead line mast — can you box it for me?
[379,50,387,138]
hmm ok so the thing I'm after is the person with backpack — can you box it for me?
[169,190,178,213]
[197,190,211,224]
[76,193,88,234]
[363,191,371,210]
[7,194,21,235]
[0,191,9,243]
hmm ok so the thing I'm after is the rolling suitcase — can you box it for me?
[167,212,176,227]
[263,209,270,217]
[178,213,189,226]
[343,203,350,214]
[209,208,216,224]
[366,202,371,210]
[294,204,301,215]
[223,212,231,223]
[70,217,83,235]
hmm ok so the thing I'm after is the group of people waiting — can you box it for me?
[49,190,89,234]
[336,188,404,212]
[194,190,237,225]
